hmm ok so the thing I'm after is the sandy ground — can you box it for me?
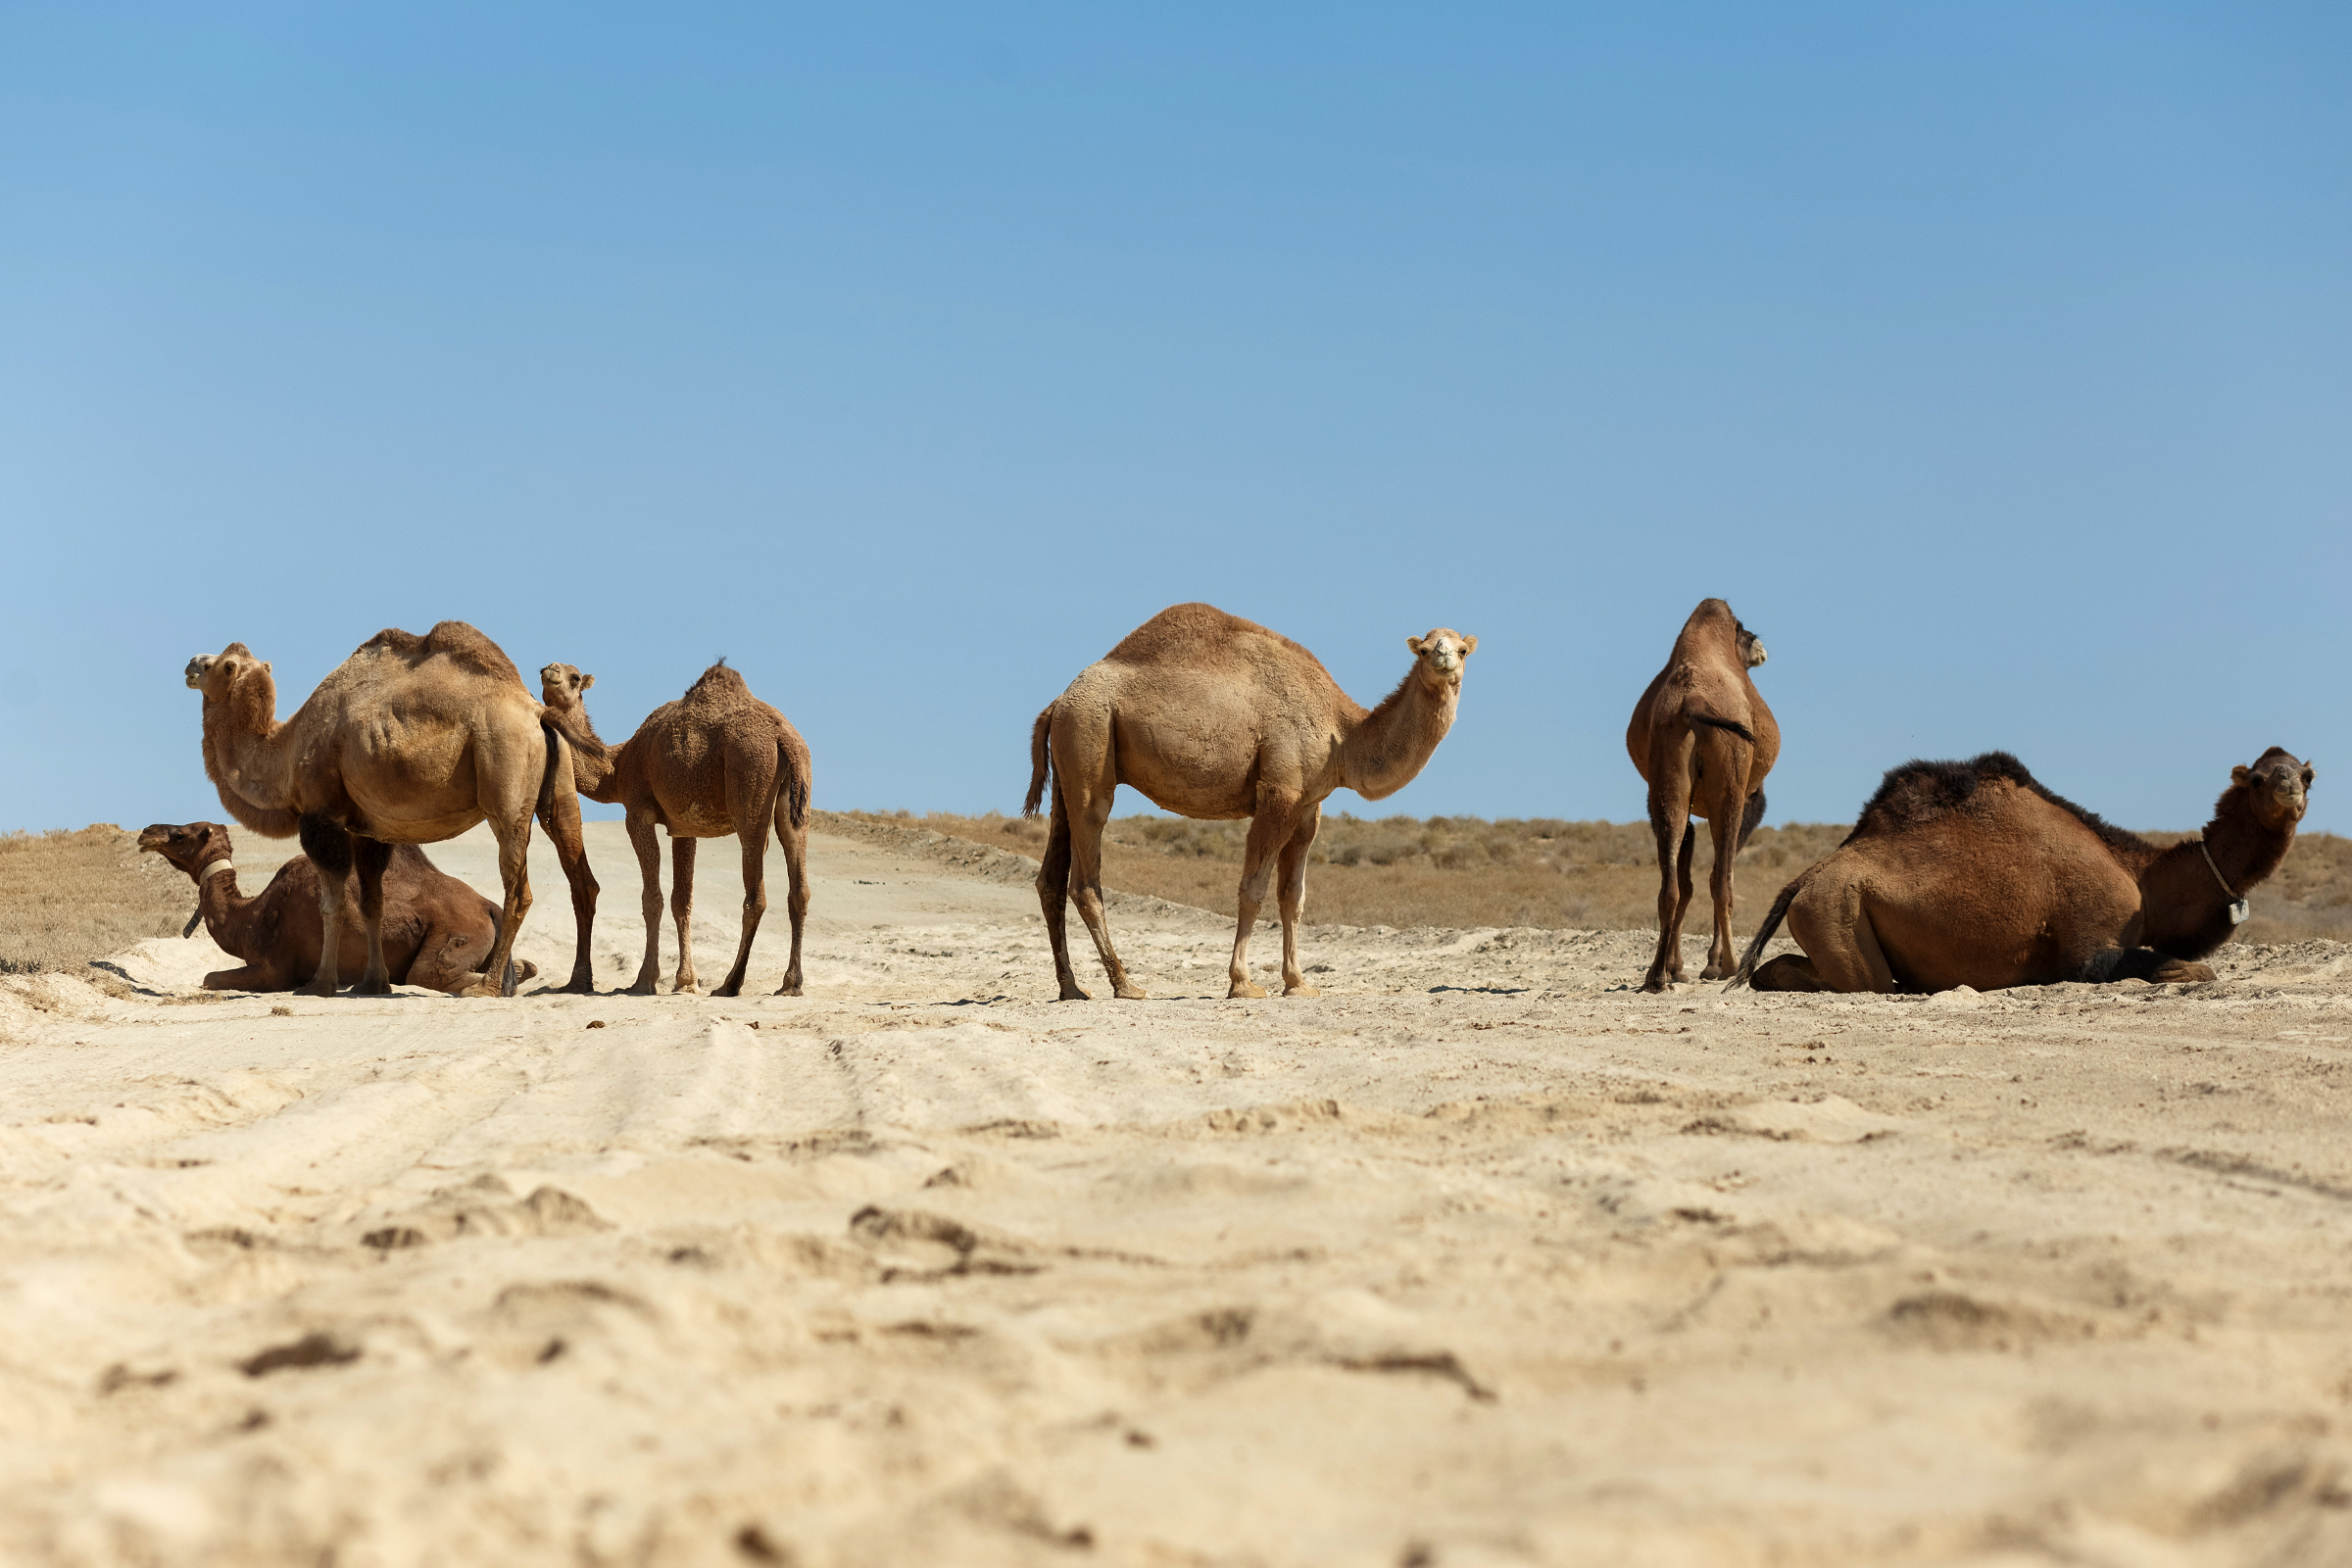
[6,820,2352,1567]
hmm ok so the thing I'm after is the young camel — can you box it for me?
[1728,748,2314,994]
[1626,599,1779,992]
[1023,603,1476,1002]
[138,820,536,993]
[184,622,597,998]
[540,661,812,997]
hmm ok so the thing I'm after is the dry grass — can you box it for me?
[829,808,2352,945]
[0,826,192,975]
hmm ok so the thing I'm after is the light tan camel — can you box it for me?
[1023,603,1475,1002]
[1626,599,1779,991]
[184,622,598,998]
[540,661,812,997]
[1728,749,2313,994]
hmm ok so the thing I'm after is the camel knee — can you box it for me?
[1748,955,1825,992]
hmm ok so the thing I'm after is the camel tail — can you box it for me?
[1023,703,1055,817]
[1725,871,1808,992]
[778,738,810,830]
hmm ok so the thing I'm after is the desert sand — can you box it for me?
[5,818,2352,1566]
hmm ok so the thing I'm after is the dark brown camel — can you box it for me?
[1728,748,2314,994]
[138,821,536,994]
[1626,599,1779,991]
[540,661,812,997]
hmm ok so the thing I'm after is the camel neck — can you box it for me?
[201,679,304,835]
[1343,671,1458,802]
[193,857,246,933]
[2139,793,2294,958]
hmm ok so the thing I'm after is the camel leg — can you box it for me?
[1696,726,1756,981]
[1276,802,1322,998]
[1229,792,1303,1001]
[299,814,353,998]
[458,812,536,998]
[536,756,599,994]
[1786,879,1897,994]
[671,836,700,994]
[713,824,766,999]
[625,811,664,996]
[1067,785,1146,1001]
[351,836,395,996]
[1641,740,1696,993]
[2079,948,2219,986]
[1747,954,1827,992]
[1036,791,1089,1002]
[713,758,782,999]
[204,964,287,992]
[773,799,808,998]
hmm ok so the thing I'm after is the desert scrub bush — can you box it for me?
[0,825,192,975]
[815,810,2352,944]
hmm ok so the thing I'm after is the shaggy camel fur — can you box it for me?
[1024,603,1475,1002]
[137,820,536,994]
[540,661,812,997]
[185,622,597,998]
[1729,748,2314,994]
[1626,599,1779,991]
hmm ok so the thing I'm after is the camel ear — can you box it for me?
[579,673,595,692]
[196,825,213,847]
[2231,765,2251,786]
[2304,764,2317,788]
[1407,636,1426,657]
[1460,635,1478,657]
[261,662,271,674]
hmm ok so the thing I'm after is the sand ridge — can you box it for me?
[5,820,2352,1565]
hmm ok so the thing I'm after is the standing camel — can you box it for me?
[138,820,536,994]
[1627,599,1779,992]
[1729,749,2313,994]
[1023,602,1476,1002]
[539,661,812,997]
[184,623,597,998]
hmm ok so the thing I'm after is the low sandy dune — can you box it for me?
[6,820,2352,1566]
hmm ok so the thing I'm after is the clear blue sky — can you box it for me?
[4,4,2346,835]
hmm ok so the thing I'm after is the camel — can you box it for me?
[539,660,811,997]
[183,622,599,999]
[1023,602,1476,1002]
[138,821,538,993]
[1728,748,2314,995]
[1626,599,1779,991]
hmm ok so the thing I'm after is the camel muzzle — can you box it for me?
[184,656,214,689]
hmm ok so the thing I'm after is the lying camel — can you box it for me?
[1627,599,1778,991]
[185,622,597,998]
[138,821,537,993]
[1025,603,1475,1001]
[1729,748,2313,994]
[540,661,811,997]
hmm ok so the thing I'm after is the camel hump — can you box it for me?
[1852,752,2147,857]
[357,621,527,689]
[683,660,753,705]
[1103,603,1328,674]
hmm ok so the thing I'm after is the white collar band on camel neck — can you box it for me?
[2196,835,2250,924]
[199,859,235,884]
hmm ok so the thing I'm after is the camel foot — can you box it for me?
[2151,958,2219,985]
[1056,981,1093,1002]
[1700,963,1730,982]
[1228,979,1268,1000]
[673,980,699,996]
[711,981,745,999]
[299,976,339,999]
[352,977,394,998]
[773,977,803,997]
[1283,982,1322,998]
[559,974,596,996]
[452,975,504,999]
[1113,981,1148,1001]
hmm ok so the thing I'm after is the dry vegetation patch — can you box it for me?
[825,809,2352,944]
[0,826,192,975]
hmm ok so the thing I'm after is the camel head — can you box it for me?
[138,821,230,878]
[2231,749,2315,831]
[540,662,595,711]
[1737,620,1767,668]
[1405,629,1478,693]
[183,643,271,699]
